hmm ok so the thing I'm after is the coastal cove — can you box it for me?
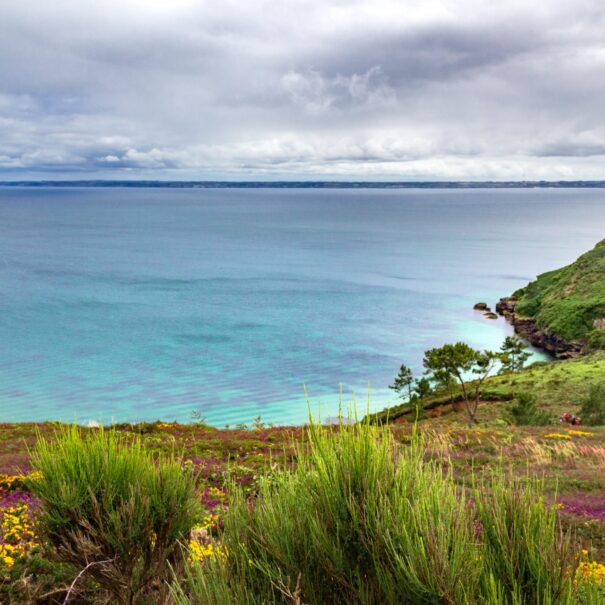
[2,187,605,426]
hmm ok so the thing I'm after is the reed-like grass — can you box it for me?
[172,420,598,604]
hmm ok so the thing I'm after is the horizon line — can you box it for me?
[2,179,605,189]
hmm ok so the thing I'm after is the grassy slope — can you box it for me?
[370,351,605,424]
[513,239,605,345]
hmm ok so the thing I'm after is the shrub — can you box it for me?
[475,473,577,604]
[578,384,605,426]
[586,328,605,349]
[506,392,552,426]
[171,421,584,605]
[29,426,200,605]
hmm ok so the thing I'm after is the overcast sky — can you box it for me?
[1,0,604,180]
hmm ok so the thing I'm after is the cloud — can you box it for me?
[0,0,604,179]
[281,67,396,114]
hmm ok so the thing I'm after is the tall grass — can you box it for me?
[171,420,594,604]
[475,474,576,604]
[29,425,200,605]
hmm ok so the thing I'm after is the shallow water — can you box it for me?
[1,187,603,425]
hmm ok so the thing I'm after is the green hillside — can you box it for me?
[513,239,605,346]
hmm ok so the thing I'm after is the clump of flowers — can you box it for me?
[157,422,176,429]
[544,433,572,440]
[0,491,39,569]
[198,486,227,533]
[576,550,605,586]
[187,485,229,563]
[557,492,605,521]
[568,430,593,437]
[189,527,228,563]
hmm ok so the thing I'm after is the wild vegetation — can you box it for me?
[1,410,604,604]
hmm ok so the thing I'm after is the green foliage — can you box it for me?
[578,384,605,426]
[28,425,200,605]
[475,473,577,604]
[389,364,414,401]
[586,328,605,349]
[172,421,584,605]
[506,392,552,426]
[413,376,432,399]
[513,239,605,344]
[500,336,531,373]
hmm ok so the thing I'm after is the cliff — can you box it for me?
[496,239,605,356]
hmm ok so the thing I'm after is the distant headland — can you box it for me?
[2,180,605,189]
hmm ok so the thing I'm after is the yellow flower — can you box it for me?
[188,539,228,563]
[544,433,572,440]
[0,502,37,566]
[576,559,605,585]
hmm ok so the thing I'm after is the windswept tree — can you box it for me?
[389,363,414,401]
[499,335,531,373]
[423,342,500,425]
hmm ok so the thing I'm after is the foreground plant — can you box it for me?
[171,420,590,605]
[29,425,200,605]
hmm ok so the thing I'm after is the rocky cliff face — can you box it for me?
[495,298,584,359]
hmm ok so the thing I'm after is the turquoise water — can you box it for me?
[1,187,604,425]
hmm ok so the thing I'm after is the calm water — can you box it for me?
[1,187,604,425]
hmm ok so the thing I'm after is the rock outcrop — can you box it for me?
[495,298,584,359]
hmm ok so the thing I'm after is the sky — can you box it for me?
[1,0,604,181]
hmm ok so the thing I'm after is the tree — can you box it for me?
[423,342,500,425]
[389,364,414,402]
[499,336,531,373]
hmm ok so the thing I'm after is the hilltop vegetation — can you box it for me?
[372,351,605,424]
[512,239,605,347]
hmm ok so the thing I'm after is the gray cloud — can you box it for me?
[0,0,604,179]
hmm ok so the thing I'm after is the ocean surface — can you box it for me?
[1,187,604,426]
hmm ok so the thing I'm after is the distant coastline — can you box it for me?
[2,180,605,189]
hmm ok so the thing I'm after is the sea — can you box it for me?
[1,187,604,426]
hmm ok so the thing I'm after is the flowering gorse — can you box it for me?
[576,550,605,587]
[189,530,228,563]
[0,492,38,568]
[544,432,572,440]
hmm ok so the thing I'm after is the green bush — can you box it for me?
[506,392,552,426]
[586,328,605,349]
[171,421,584,605]
[475,474,576,604]
[579,384,605,426]
[29,426,200,605]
